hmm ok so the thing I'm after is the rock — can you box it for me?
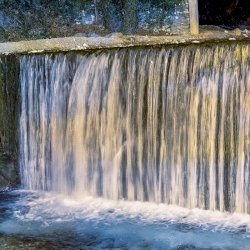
[0,154,19,189]
[0,11,16,28]
[87,32,100,38]
[232,28,242,36]
[74,33,87,37]
[28,28,47,39]
[0,27,7,42]
[105,32,123,38]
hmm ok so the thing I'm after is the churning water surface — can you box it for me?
[1,190,250,249]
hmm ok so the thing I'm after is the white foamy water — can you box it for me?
[14,191,250,232]
[0,190,248,250]
[1,190,250,249]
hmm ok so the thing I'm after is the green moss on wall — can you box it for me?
[0,56,19,157]
[0,56,20,187]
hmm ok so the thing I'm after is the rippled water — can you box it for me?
[1,190,250,249]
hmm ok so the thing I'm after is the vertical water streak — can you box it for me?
[20,43,250,214]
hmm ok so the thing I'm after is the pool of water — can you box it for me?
[1,190,250,249]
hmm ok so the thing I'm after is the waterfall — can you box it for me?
[19,43,250,214]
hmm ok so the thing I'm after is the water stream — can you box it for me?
[20,43,250,213]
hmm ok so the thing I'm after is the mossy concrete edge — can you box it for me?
[0,30,249,55]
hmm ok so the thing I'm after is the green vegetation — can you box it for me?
[0,0,187,41]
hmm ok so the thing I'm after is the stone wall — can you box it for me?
[0,0,190,42]
[0,56,20,189]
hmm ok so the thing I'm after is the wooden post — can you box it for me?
[94,0,99,23]
[189,0,199,35]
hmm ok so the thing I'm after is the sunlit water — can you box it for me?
[20,43,250,213]
[1,190,250,249]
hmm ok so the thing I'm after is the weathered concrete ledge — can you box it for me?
[0,28,249,55]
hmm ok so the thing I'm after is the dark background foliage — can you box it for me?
[0,0,186,41]
[199,0,250,28]
[0,0,249,42]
